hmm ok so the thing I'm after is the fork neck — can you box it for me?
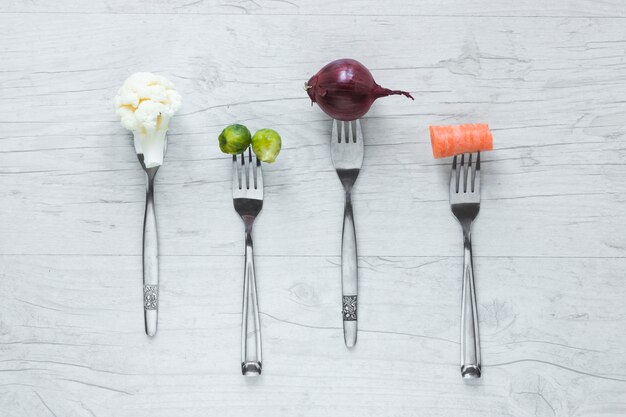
[338,170,358,192]
[144,167,159,191]
[244,223,256,252]
[460,220,472,243]
[243,218,256,236]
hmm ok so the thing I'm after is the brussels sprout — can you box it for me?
[252,128,281,163]
[219,124,251,154]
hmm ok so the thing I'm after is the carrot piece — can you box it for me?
[429,124,493,159]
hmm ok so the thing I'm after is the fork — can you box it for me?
[331,119,364,348]
[232,148,264,376]
[450,152,482,378]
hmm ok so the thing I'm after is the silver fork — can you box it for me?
[450,152,482,378]
[232,148,264,376]
[331,119,364,348]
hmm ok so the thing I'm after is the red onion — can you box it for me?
[305,58,414,121]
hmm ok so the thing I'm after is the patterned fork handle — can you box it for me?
[341,194,358,347]
[142,168,159,336]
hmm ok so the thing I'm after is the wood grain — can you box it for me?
[1,1,625,416]
[1,255,625,417]
[3,0,626,17]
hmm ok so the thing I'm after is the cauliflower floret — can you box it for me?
[114,72,182,168]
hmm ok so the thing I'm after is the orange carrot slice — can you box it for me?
[429,124,493,159]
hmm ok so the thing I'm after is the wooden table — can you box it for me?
[1,1,625,416]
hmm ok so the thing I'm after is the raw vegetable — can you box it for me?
[218,124,282,163]
[429,124,493,159]
[114,72,181,168]
[251,129,281,163]
[219,124,252,155]
[305,58,413,121]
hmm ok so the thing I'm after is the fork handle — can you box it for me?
[143,175,158,337]
[461,231,481,378]
[341,194,358,348]
[241,230,262,376]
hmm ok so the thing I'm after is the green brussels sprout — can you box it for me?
[251,128,281,163]
[219,124,251,154]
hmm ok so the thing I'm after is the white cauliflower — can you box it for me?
[114,72,182,168]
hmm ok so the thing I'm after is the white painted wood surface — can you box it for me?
[1,1,625,416]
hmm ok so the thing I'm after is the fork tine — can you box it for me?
[467,153,473,193]
[348,120,353,143]
[472,152,480,193]
[450,155,459,194]
[245,148,254,189]
[232,154,241,192]
[341,121,347,144]
[332,119,339,144]
[355,119,363,143]
[255,155,263,190]
[461,154,469,193]
[456,155,462,193]
[240,152,248,189]
[248,147,254,189]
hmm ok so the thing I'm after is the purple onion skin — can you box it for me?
[305,58,414,121]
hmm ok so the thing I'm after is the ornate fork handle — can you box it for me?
[341,191,358,347]
[241,227,262,376]
[460,226,481,378]
[143,168,159,337]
